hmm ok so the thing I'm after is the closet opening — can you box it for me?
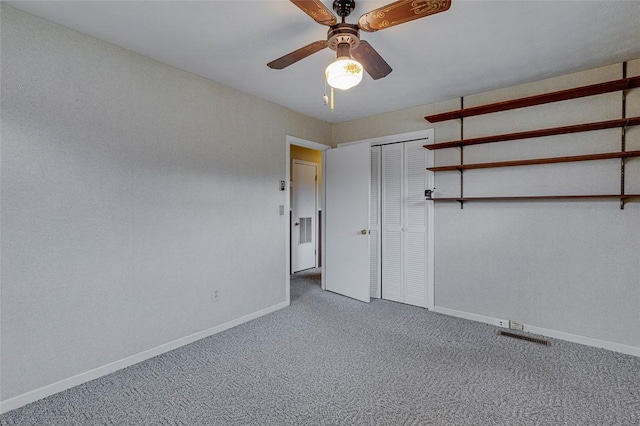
[335,130,435,309]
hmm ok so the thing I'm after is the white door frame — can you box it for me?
[285,136,331,305]
[338,130,436,310]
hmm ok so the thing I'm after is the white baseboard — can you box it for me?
[433,306,639,358]
[433,306,497,327]
[0,301,290,414]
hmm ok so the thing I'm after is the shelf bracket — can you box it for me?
[621,62,627,210]
[459,97,464,209]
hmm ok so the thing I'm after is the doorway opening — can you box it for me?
[285,136,331,305]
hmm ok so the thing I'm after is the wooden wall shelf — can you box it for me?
[424,76,640,123]
[424,117,640,150]
[429,194,640,203]
[424,64,637,209]
[428,150,640,172]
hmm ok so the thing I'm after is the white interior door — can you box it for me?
[324,143,370,303]
[292,160,318,272]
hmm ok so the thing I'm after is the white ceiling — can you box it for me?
[7,0,640,123]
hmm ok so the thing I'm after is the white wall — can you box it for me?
[334,61,640,352]
[0,5,331,403]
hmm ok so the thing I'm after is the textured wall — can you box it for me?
[0,5,330,400]
[334,61,640,349]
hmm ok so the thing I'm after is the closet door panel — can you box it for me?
[382,145,403,227]
[382,232,402,302]
[406,142,427,228]
[403,140,428,307]
[382,144,403,302]
[370,147,381,298]
[370,230,380,298]
[377,140,429,307]
[405,232,427,307]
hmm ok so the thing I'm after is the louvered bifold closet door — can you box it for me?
[403,140,428,308]
[380,140,428,308]
[370,147,382,298]
[381,143,404,303]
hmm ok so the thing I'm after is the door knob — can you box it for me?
[295,222,300,226]
[360,229,368,235]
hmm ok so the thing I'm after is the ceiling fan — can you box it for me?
[267,0,452,90]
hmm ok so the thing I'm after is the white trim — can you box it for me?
[426,148,435,311]
[370,146,382,299]
[321,151,327,291]
[287,136,331,152]
[433,306,500,327]
[433,306,640,357]
[523,324,639,357]
[0,301,290,414]
[285,136,331,298]
[292,159,320,167]
[337,130,433,148]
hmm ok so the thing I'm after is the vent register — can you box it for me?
[499,330,551,346]
[299,217,313,245]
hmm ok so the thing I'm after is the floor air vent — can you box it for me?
[499,330,551,346]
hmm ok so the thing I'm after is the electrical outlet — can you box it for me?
[212,289,220,302]
[495,318,509,328]
[510,321,524,331]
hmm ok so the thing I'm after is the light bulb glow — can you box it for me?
[325,57,363,90]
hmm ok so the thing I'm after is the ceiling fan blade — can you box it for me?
[351,41,392,80]
[358,0,451,32]
[290,0,338,26]
[267,40,328,70]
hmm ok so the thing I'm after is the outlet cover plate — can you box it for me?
[495,319,509,328]
[510,321,524,331]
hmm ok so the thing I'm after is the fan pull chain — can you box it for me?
[323,74,328,104]
[322,78,334,111]
[331,87,334,111]
[323,78,330,108]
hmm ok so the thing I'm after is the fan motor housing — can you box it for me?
[327,23,360,51]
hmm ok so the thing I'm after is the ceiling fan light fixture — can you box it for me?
[325,56,363,90]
